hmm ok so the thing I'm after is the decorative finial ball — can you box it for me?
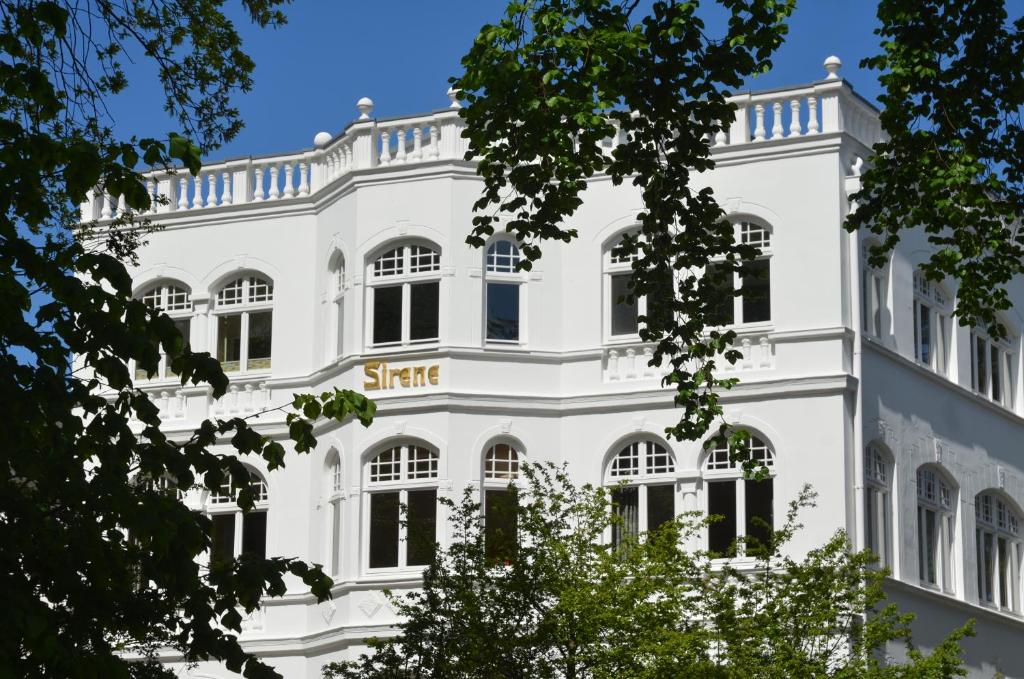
[356,96,374,120]
[313,131,332,149]
[824,55,842,79]
[447,87,462,109]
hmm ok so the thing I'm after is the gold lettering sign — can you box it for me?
[363,360,440,390]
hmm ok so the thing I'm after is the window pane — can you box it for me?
[983,531,995,601]
[977,528,986,603]
[331,501,341,575]
[242,512,267,559]
[486,282,520,341]
[611,486,639,549]
[999,537,1010,607]
[705,263,734,326]
[610,273,638,336]
[991,346,1002,403]
[369,492,400,568]
[210,514,235,566]
[745,478,774,555]
[707,480,737,556]
[865,487,878,556]
[410,281,439,341]
[918,303,931,364]
[406,489,437,566]
[335,299,344,357]
[976,336,988,394]
[741,259,771,323]
[247,310,273,369]
[646,484,675,534]
[217,314,242,372]
[373,285,403,345]
[871,277,883,336]
[485,488,519,565]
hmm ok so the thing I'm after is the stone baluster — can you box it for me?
[268,164,280,200]
[771,101,783,138]
[379,129,392,165]
[176,177,189,210]
[713,121,727,147]
[145,179,157,213]
[742,338,753,369]
[412,127,423,160]
[789,99,802,136]
[625,347,637,379]
[116,193,127,217]
[190,175,203,209]
[643,346,654,378]
[608,349,620,380]
[283,162,295,198]
[99,190,112,219]
[753,104,766,141]
[327,152,336,180]
[205,172,216,207]
[394,128,407,163]
[807,97,819,134]
[243,383,254,412]
[221,171,232,205]
[760,337,771,367]
[252,166,265,201]
[297,161,309,196]
[228,385,239,413]
[429,125,440,158]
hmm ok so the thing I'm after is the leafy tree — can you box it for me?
[0,2,374,677]
[323,464,972,678]
[848,0,1024,340]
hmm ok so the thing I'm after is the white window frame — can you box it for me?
[363,443,440,571]
[864,445,893,569]
[213,275,274,373]
[603,231,647,343]
[481,442,523,562]
[706,221,773,329]
[329,253,346,361]
[971,328,1015,409]
[916,466,956,593]
[483,240,528,346]
[912,272,951,375]
[703,433,776,558]
[975,492,1021,612]
[604,440,678,545]
[366,244,442,349]
[326,449,344,577]
[134,282,193,381]
[205,470,270,562]
[860,241,887,339]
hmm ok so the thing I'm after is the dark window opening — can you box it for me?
[744,478,774,555]
[210,514,235,566]
[369,492,400,568]
[241,511,267,559]
[410,282,439,341]
[486,282,520,341]
[406,489,437,566]
[646,485,675,534]
[610,273,638,336]
[485,488,519,564]
[611,486,639,549]
[707,480,737,556]
[373,286,403,345]
[741,259,771,323]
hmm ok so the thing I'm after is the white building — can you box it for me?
[89,59,1024,677]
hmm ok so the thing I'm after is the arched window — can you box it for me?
[135,281,192,380]
[605,440,677,548]
[864,444,893,569]
[703,433,775,557]
[707,221,772,326]
[365,443,439,569]
[916,466,956,592]
[912,272,951,375]
[206,469,269,566]
[603,231,644,339]
[860,240,887,338]
[970,323,1015,409]
[484,241,523,343]
[329,253,346,360]
[975,491,1021,611]
[369,244,440,347]
[326,449,344,576]
[214,274,274,372]
[483,443,521,563]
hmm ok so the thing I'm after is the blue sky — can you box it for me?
[109,1,884,163]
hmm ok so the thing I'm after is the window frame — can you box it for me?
[329,252,346,361]
[706,220,774,329]
[604,439,678,548]
[915,466,957,593]
[702,432,776,558]
[864,444,894,570]
[860,240,888,339]
[213,274,274,374]
[970,327,1016,409]
[363,442,440,572]
[482,441,523,564]
[975,491,1021,613]
[911,272,952,376]
[603,231,647,343]
[205,469,270,565]
[325,449,345,577]
[366,243,442,349]
[134,281,193,381]
[483,240,527,345]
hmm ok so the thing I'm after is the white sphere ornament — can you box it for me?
[823,55,842,80]
[356,97,374,120]
[447,87,462,109]
[313,131,332,148]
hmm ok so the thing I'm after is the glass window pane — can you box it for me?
[741,259,771,323]
[485,488,519,565]
[983,531,995,601]
[242,512,267,559]
[991,346,1002,403]
[865,487,877,555]
[999,537,1010,607]
[210,514,235,566]
[918,303,931,365]
[369,492,400,568]
[705,263,734,326]
[335,299,344,357]
[745,478,774,555]
[976,336,988,394]
[486,282,520,341]
[217,314,242,372]
[610,273,638,336]
[871,276,883,336]
[410,281,439,341]
[611,486,639,549]
[247,310,273,369]
[331,501,341,575]
[646,484,675,534]
[373,285,403,345]
[406,489,437,566]
[707,480,737,556]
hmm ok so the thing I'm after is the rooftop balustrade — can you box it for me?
[81,57,880,223]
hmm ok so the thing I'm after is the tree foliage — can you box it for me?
[324,465,972,678]
[0,2,376,677]
[455,0,796,442]
[849,0,1024,340]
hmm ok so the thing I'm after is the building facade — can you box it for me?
[88,59,1024,677]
